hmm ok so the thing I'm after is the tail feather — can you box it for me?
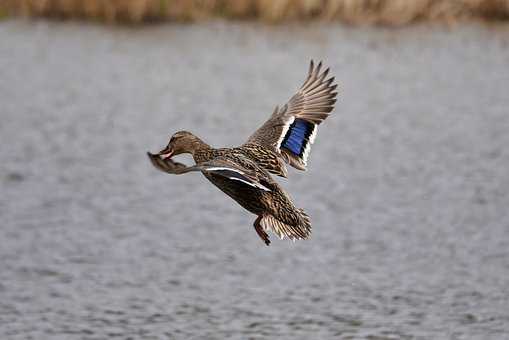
[260,211,311,241]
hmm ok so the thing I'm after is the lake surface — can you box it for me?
[1,20,509,339]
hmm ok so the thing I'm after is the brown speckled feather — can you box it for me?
[239,143,288,178]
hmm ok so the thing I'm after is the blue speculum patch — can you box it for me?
[282,119,314,156]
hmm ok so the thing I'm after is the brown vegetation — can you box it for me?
[1,0,509,25]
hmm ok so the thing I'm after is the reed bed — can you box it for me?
[1,0,509,25]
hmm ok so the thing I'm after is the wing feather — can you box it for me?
[246,60,338,172]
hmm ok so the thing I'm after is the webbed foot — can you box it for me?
[254,216,270,246]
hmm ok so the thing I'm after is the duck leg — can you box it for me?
[253,215,270,246]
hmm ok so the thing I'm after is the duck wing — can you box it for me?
[245,60,338,171]
[196,156,274,192]
[147,152,190,174]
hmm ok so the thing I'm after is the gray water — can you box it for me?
[1,20,509,340]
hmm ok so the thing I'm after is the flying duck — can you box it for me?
[148,60,338,245]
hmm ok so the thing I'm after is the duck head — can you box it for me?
[156,130,206,159]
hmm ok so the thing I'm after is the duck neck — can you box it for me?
[190,137,213,163]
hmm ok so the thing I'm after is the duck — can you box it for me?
[148,60,338,246]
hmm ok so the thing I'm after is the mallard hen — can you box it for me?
[148,60,338,245]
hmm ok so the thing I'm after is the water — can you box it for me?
[1,20,509,339]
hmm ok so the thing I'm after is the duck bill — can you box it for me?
[156,146,174,160]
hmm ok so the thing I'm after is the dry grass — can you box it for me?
[1,0,509,25]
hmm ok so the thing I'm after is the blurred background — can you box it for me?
[1,1,509,339]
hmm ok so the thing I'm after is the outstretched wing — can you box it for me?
[246,60,338,171]
[147,152,190,174]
